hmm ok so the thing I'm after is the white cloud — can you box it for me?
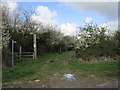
[31,6,58,26]
[58,0,119,2]
[2,0,118,2]
[85,17,92,24]
[104,29,116,36]
[62,2,118,31]
[60,23,78,36]
[69,2,118,20]
[106,19,118,31]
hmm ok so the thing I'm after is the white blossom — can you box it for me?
[2,29,11,49]
[76,24,107,49]
[99,23,107,30]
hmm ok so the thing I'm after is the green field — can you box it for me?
[2,51,119,83]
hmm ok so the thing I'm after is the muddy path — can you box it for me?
[3,74,118,88]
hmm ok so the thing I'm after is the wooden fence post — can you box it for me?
[33,52,35,59]
[34,34,37,59]
[19,46,21,60]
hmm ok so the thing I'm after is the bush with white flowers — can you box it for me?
[76,23,107,49]
[2,29,11,49]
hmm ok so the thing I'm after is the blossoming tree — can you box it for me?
[75,22,109,59]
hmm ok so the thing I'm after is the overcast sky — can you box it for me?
[2,0,118,36]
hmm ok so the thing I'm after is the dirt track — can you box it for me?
[3,74,118,88]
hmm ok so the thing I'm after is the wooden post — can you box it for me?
[60,47,61,53]
[34,34,37,59]
[12,40,17,66]
[33,52,34,59]
[12,40,14,66]
[19,46,21,60]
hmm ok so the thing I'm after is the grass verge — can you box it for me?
[2,51,119,83]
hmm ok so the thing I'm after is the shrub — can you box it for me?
[76,23,118,61]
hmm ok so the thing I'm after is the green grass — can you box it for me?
[68,58,119,77]
[3,60,43,82]
[45,60,65,71]
[38,51,74,61]
[2,51,119,83]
